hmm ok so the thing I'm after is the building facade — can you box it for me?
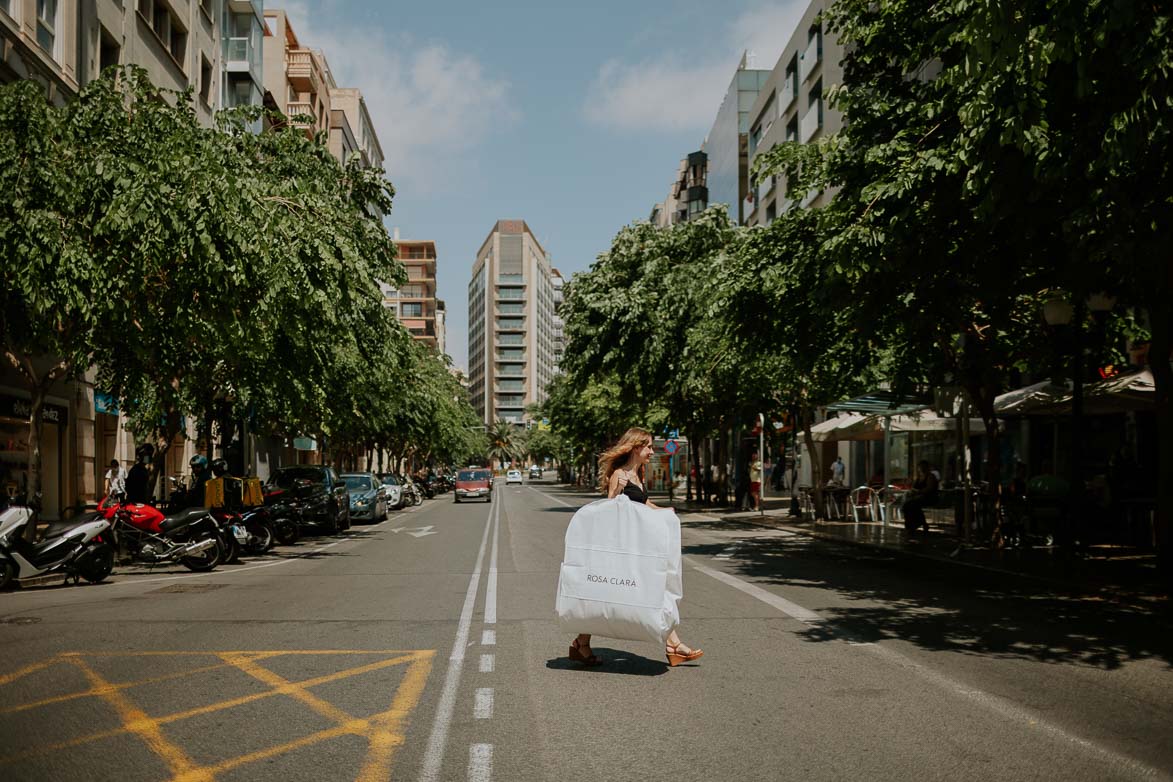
[262,8,335,139]
[650,151,708,227]
[467,221,559,426]
[388,239,440,351]
[744,0,844,225]
[1,0,269,517]
[704,54,770,225]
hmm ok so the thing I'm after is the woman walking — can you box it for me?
[568,427,703,667]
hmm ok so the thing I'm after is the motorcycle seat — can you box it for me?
[160,507,212,533]
[41,518,99,539]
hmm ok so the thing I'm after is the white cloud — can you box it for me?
[280,2,515,192]
[583,2,808,133]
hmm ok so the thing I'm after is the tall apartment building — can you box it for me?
[705,53,770,225]
[468,221,559,426]
[649,151,708,227]
[435,299,448,358]
[551,269,565,372]
[262,9,333,138]
[387,239,440,351]
[1,0,263,126]
[744,0,844,225]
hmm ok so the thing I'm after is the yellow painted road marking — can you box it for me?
[1,650,436,781]
[69,656,208,782]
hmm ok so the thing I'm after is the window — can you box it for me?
[199,55,213,105]
[169,19,187,63]
[36,0,56,54]
[498,303,524,315]
[0,0,13,18]
[401,303,422,317]
[99,29,120,75]
[152,1,168,41]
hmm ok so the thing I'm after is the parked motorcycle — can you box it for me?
[402,477,424,507]
[0,506,114,589]
[99,494,222,571]
[238,505,276,555]
[263,486,304,545]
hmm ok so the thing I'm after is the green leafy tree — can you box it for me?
[486,419,518,471]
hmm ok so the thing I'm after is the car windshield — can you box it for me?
[343,476,374,491]
[380,475,399,486]
[458,470,489,482]
[269,468,326,489]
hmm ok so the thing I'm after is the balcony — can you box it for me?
[800,100,822,143]
[496,318,525,332]
[287,101,315,130]
[286,50,320,92]
[781,73,797,113]
[800,34,821,83]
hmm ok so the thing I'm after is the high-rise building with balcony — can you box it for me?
[221,0,266,132]
[262,8,335,139]
[468,220,559,426]
[388,239,439,351]
[705,53,770,225]
[650,150,708,228]
[551,268,565,373]
[2,0,245,126]
[744,0,844,225]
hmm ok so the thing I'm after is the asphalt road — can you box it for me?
[1,479,1170,782]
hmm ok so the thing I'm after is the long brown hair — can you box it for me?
[597,427,653,494]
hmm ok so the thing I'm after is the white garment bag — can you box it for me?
[555,495,683,644]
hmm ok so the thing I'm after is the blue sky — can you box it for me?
[284,1,806,371]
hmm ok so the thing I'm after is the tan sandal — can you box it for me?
[666,642,703,667]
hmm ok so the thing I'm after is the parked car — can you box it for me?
[341,472,387,524]
[266,465,350,534]
[378,473,404,510]
[528,465,542,479]
[454,469,493,503]
[506,469,523,486]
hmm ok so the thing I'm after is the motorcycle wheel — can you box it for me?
[180,531,222,572]
[273,518,300,546]
[0,560,15,590]
[219,532,242,565]
[413,492,423,507]
[78,543,115,584]
[243,524,274,555]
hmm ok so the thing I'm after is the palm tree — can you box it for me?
[487,419,517,472]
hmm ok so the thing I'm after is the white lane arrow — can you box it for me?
[390,525,438,538]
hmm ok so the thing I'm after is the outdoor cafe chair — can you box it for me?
[849,486,878,523]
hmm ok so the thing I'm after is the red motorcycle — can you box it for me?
[97,494,222,571]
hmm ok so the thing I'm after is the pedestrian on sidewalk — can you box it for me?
[902,461,940,534]
[103,459,127,498]
[567,427,703,668]
[749,450,762,510]
[831,456,846,486]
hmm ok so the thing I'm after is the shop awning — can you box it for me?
[811,409,990,442]
[826,389,932,416]
[995,371,1154,416]
[994,380,1072,416]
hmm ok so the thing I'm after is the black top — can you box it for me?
[620,472,648,504]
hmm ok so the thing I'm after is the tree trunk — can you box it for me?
[801,407,824,520]
[1149,301,1172,590]
[22,388,48,541]
[148,406,182,505]
[968,381,1003,546]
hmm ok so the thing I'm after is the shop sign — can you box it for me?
[95,392,120,415]
[292,436,317,451]
[1,394,69,426]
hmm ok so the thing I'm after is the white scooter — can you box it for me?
[0,506,115,589]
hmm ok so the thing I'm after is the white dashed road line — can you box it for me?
[481,629,495,646]
[479,654,494,673]
[468,744,492,782]
[474,688,494,719]
[418,496,497,782]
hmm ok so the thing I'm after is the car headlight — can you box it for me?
[355,499,370,507]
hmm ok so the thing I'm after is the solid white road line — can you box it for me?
[531,488,577,507]
[468,744,492,782]
[474,688,494,719]
[479,654,494,673]
[481,629,496,646]
[485,497,500,625]
[418,496,496,782]
[687,558,824,623]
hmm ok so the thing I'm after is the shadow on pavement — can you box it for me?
[546,648,669,676]
[691,534,1173,671]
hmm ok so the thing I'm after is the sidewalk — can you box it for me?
[653,492,1168,610]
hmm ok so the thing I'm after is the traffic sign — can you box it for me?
[668,429,679,439]
[664,439,679,455]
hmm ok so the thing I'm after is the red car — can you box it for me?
[454,469,493,503]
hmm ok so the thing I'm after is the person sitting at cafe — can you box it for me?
[902,461,940,534]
